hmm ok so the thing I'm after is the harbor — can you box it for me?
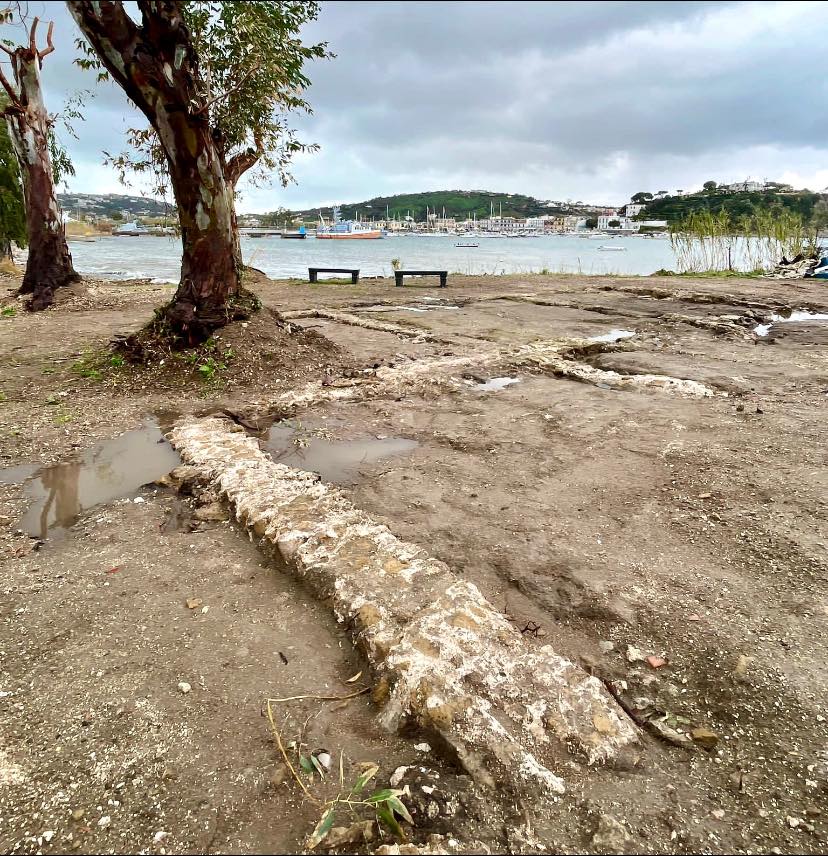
[66,232,677,281]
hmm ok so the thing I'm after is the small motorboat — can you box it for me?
[597,245,626,251]
[455,242,479,248]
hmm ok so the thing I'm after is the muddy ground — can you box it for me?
[1,269,827,854]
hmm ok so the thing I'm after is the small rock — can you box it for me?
[599,641,615,653]
[153,831,169,843]
[98,816,111,828]
[699,492,712,499]
[591,813,634,853]
[691,727,719,750]
[389,766,409,788]
[185,598,203,610]
[132,497,145,504]
[414,742,431,753]
[734,654,753,680]
[42,831,55,843]
[71,809,85,821]
[626,645,646,663]
[787,816,801,829]
[323,820,374,849]
[193,502,226,522]
[645,655,668,669]
[712,809,725,819]
[647,719,693,748]
[177,682,192,694]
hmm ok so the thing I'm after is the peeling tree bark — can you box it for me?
[0,21,79,310]
[67,1,251,345]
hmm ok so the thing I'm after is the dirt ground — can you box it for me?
[1,268,827,854]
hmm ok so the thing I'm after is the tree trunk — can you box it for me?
[67,1,252,346]
[2,37,78,310]
[159,110,242,344]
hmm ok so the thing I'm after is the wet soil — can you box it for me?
[2,269,828,853]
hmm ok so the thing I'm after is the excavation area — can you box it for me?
[1,271,827,854]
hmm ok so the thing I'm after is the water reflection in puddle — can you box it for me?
[754,311,828,337]
[474,376,520,392]
[263,426,418,484]
[1,420,180,540]
[588,329,636,344]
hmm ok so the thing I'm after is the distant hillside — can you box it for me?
[640,187,824,224]
[274,190,609,224]
[58,193,173,219]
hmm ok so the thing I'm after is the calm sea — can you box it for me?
[66,233,678,282]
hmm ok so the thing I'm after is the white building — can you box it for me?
[724,181,764,193]
[597,215,634,231]
[624,203,646,217]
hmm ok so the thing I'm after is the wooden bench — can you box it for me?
[394,269,448,288]
[308,267,360,284]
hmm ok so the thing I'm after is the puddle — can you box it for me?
[588,329,636,344]
[1,420,181,540]
[754,311,828,337]
[263,426,418,485]
[474,376,521,392]
[360,304,460,313]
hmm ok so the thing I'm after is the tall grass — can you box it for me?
[670,206,819,274]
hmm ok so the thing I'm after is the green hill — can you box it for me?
[271,190,606,225]
[58,192,172,219]
[640,187,824,224]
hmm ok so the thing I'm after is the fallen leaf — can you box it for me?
[106,567,120,575]
[345,670,363,683]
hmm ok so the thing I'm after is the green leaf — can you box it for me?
[351,764,379,795]
[387,796,414,825]
[307,807,335,850]
[299,755,314,774]
[376,804,404,841]
[310,754,326,777]
[365,788,402,804]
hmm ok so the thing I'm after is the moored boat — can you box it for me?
[316,206,383,240]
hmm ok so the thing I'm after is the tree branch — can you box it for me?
[29,17,39,55]
[38,21,55,60]
[0,63,20,106]
[225,132,264,187]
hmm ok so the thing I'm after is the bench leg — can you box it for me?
[440,273,447,288]
[395,272,402,287]
[351,272,358,284]
[309,271,317,283]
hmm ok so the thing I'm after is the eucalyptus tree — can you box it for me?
[0,102,26,261]
[68,1,328,347]
[0,13,79,308]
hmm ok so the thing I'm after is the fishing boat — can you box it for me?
[455,242,479,248]
[281,226,307,239]
[316,206,383,240]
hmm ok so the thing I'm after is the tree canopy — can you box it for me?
[96,1,330,196]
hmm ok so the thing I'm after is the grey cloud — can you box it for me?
[12,1,828,207]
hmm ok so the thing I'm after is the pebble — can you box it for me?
[177,682,192,694]
[390,766,409,787]
[132,497,145,504]
[153,831,169,843]
[414,742,431,753]
[712,809,725,819]
[626,645,646,663]
[599,641,615,653]
[98,816,111,828]
[691,727,719,749]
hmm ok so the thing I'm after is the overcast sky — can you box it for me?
[7,1,828,211]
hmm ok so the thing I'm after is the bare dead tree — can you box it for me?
[0,16,80,310]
